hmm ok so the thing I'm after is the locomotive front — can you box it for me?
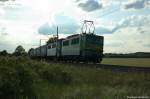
[80,33,104,62]
[79,20,104,62]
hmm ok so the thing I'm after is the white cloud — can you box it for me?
[0,0,150,53]
[104,29,150,53]
[103,16,150,53]
[0,0,53,52]
[123,0,150,9]
[78,0,102,12]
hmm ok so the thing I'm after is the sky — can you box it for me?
[0,0,150,53]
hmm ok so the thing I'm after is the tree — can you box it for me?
[13,45,27,56]
[46,36,57,44]
[0,50,8,56]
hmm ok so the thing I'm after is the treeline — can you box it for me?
[1,46,150,58]
[0,45,27,57]
[104,52,150,58]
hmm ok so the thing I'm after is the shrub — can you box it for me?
[41,66,72,84]
[0,57,37,99]
[0,56,73,98]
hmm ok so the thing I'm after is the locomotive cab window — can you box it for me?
[48,45,51,49]
[86,36,102,45]
[71,38,79,45]
[63,40,69,46]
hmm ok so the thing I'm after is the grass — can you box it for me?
[0,56,150,99]
[102,58,150,67]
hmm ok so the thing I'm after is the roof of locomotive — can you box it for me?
[67,34,80,39]
[66,33,103,39]
[46,33,103,44]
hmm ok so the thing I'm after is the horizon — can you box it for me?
[0,0,150,53]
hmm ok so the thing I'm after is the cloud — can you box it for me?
[96,14,150,53]
[101,15,150,34]
[0,0,52,52]
[119,15,150,27]
[0,0,80,52]
[0,18,49,53]
[105,41,124,47]
[95,25,123,34]
[104,26,150,53]
[124,0,149,9]
[95,27,112,34]
[0,4,43,22]
[102,14,150,53]
[0,0,150,53]
[0,0,9,2]
[38,14,80,35]
[38,23,52,35]
[144,44,150,47]
[59,24,79,34]
[38,22,79,35]
[95,26,116,34]
[78,0,102,12]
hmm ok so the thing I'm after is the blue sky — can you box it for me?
[0,0,150,53]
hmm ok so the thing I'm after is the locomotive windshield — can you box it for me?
[86,35,103,46]
[84,34,103,53]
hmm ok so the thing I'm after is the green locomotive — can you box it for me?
[60,33,104,62]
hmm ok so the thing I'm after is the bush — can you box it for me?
[41,66,72,84]
[0,57,37,99]
[0,56,74,98]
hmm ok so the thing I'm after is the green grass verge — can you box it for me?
[0,56,150,99]
[102,58,150,67]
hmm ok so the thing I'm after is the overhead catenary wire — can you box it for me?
[99,1,121,17]
[99,7,120,18]
[50,1,122,35]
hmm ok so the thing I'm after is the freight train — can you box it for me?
[28,20,104,63]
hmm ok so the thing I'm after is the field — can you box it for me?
[0,56,150,99]
[102,58,150,67]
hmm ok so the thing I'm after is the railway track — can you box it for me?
[47,61,150,73]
